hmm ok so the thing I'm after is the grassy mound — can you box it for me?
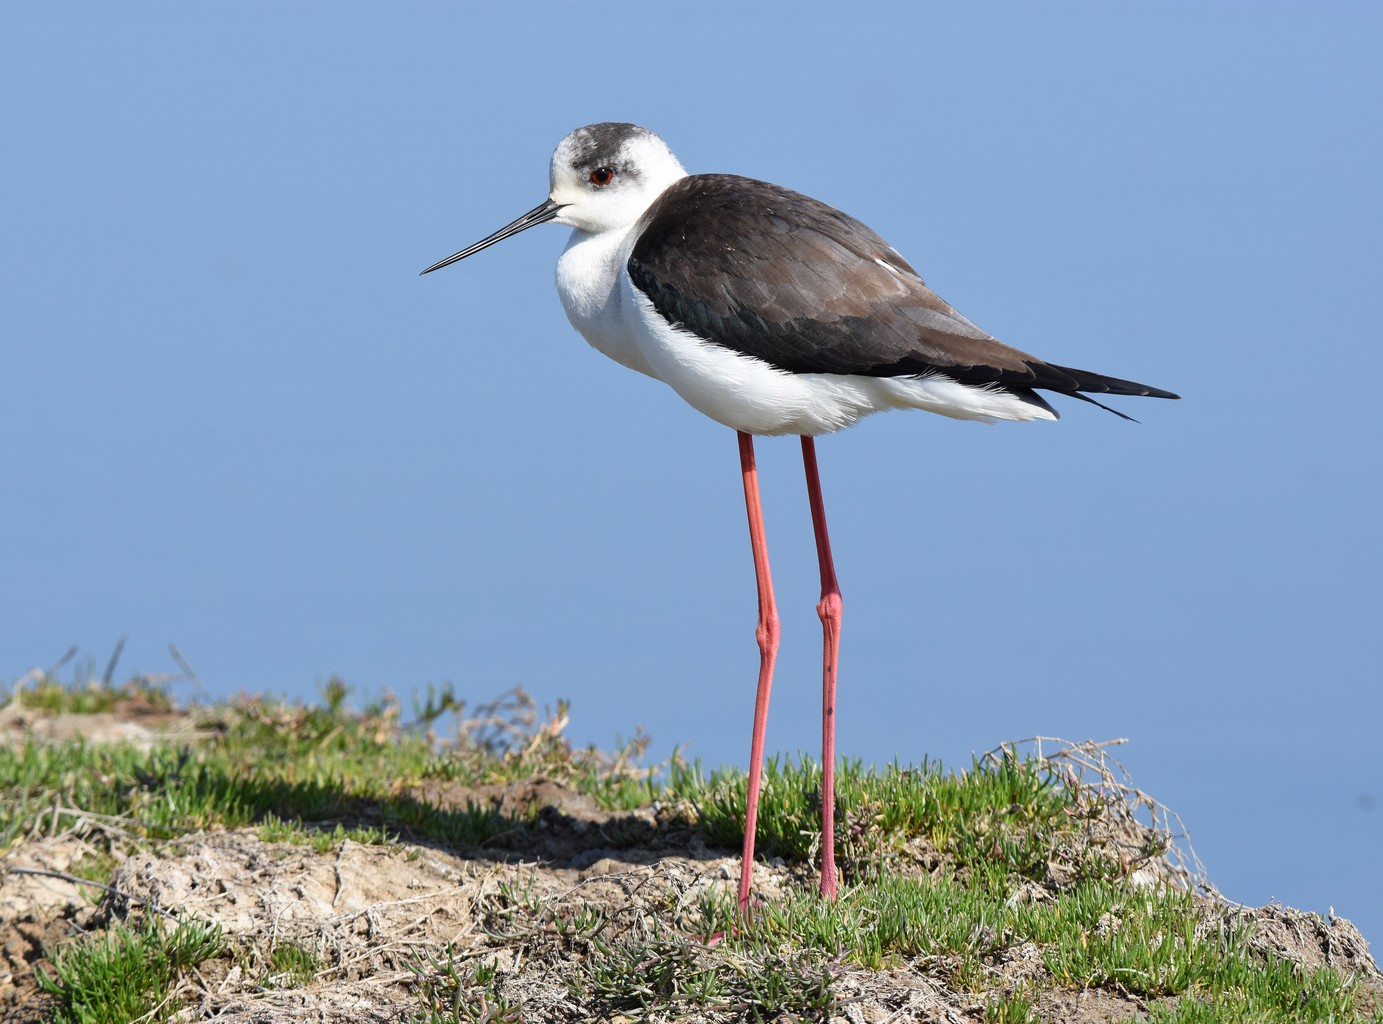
[1,671,1378,1023]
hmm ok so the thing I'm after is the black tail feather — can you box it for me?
[1048,362,1180,401]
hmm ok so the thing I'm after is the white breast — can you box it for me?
[555,227,657,379]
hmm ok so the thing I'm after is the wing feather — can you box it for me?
[627,175,1178,403]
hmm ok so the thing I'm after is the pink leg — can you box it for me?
[737,431,781,914]
[801,436,842,901]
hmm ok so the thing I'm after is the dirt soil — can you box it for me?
[1,714,1379,1023]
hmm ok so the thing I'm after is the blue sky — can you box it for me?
[5,4,1380,941]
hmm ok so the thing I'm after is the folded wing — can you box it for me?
[627,174,1178,412]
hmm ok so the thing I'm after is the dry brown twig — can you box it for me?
[983,736,1205,888]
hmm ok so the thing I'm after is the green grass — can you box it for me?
[580,932,835,1022]
[0,738,505,845]
[264,941,323,989]
[256,813,396,850]
[0,679,655,851]
[558,880,1378,1023]
[668,749,1135,892]
[7,672,175,716]
[1132,954,1378,1023]
[35,917,224,1024]
[455,745,1381,1024]
[986,993,1040,1024]
[410,947,524,1024]
[5,671,1379,1024]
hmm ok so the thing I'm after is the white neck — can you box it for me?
[555,224,656,378]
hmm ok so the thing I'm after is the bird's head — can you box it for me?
[547,122,688,235]
[420,122,686,276]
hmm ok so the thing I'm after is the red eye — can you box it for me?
[590,167,614,186]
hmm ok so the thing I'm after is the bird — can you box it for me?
[422,122,1178,913]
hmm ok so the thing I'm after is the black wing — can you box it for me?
[627,174,1178,409]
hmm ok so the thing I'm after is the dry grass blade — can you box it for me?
[983,736,1204,889]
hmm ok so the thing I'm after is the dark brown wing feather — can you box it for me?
[627,174,1178,403]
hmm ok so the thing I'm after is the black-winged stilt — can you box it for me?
[422,122,1178,911]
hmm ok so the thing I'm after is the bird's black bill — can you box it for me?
[420,198,565,275]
